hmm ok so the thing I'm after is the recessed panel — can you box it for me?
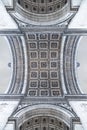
[27,33,62,97]
[18,0,68,14]
[19,116,69,130]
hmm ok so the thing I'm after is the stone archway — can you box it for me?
[19,116,69,130]
[13,104,76,130]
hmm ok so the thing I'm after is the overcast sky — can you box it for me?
[0,36,12,93]
[76,36,87,94]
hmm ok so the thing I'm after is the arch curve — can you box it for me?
[13,104,76,129]
[13,1,72,25]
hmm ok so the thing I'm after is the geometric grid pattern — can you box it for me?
[20,116,69,130]
[27,33,62,97]
[18,0,67,14]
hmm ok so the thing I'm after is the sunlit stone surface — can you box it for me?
[1,0,13,7]
[69,0,87,29]
[70,101,87,130]
[0,101,19,129]
[0,0,17,30]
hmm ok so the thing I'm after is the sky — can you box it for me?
[0,36,12,93]
[76,36,87,94]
